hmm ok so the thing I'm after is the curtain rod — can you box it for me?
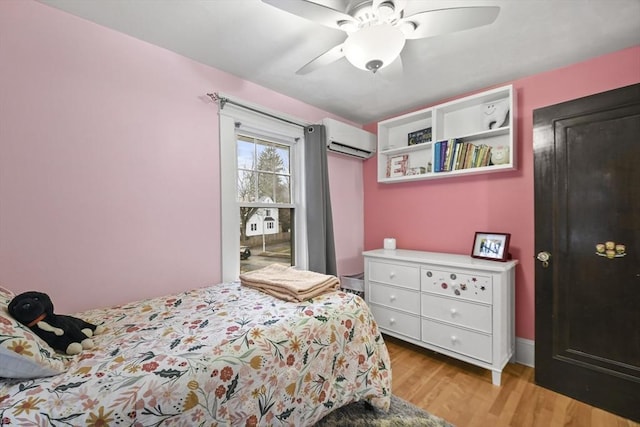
[207,92,308,129]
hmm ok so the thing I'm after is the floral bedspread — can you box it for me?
[0,282,391,426]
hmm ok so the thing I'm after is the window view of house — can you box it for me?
[237,134,293,273]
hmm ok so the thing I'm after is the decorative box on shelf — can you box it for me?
[408,127,432,145]
[376,84,516,183]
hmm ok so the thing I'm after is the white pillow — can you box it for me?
[0,344,67,379]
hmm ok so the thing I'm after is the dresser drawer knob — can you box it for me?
[389,295,396,302]
[451,335,458,343]
[389,272,396,279]
[450,308,457,316]
[389,318,396,325]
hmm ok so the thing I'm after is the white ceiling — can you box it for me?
[38,0,640,124]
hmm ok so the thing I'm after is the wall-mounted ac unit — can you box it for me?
[322,118,376,159]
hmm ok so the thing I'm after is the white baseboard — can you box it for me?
[515,337,535,367]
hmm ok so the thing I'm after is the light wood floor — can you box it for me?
[385,336,639,427]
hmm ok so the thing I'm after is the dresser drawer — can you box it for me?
[370,282,420,314]
[421,267,492,303]
[422,319,492,363]
[421,293,492,333]
[370,304,421,340]
[369,261,420,290]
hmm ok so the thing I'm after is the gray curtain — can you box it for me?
[304,125,337,276]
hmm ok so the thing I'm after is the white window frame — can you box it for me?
[219,102,308,281]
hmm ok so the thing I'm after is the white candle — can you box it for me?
[383,238,396,250]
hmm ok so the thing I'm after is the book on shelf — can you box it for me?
[435,141,445,172]
[477,145,492,167]
[449,139,459,171]
[443,139,451,171]
[463,143,475,169]
[433,138,461,172]
[434,140,494,172]
[453,143,462,170]
[441,141,448,171]
[452,143,459,170]
[457,142,468,170]
[463,143,492,169]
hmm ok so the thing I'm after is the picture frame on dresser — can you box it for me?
[471,232,511,261]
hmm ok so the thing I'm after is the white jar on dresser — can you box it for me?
[363,248,518,385]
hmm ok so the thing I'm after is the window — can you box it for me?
[219,101,307,281]
[237,135,294,273]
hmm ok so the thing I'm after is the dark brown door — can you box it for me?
[533,83,640,422]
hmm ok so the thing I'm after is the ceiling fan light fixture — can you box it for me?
[337,19,358,32]
[376,1,395,20]
[399,20,417,37]
[343,24,405,72]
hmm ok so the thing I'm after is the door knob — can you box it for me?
[536,251,551,268]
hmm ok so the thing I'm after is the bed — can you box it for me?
[0,282,391,426]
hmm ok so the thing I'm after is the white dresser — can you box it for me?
[363,249,518,385]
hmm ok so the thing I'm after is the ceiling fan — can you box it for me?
[262,0,500,74]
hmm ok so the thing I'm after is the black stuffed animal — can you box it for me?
[8,291,104,355]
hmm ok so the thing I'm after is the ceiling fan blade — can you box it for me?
[401,6,500,40]
[262,0,356,31]
[296,43,345,75]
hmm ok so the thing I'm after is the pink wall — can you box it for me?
[363,46,640,340]
[0,0,364,313]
